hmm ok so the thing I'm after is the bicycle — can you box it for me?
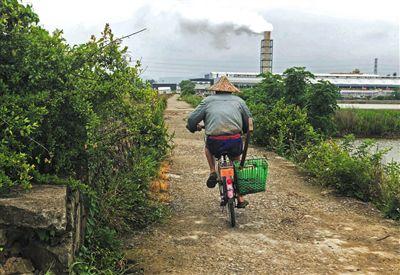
[200,118,254,227]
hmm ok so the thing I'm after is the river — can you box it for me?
[355,139,400,163]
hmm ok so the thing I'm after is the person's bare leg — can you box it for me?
[232,155,245,203]
[205,147,216,173]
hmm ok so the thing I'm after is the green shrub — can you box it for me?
[1,1,169,272]
[299,136,400,219]
[306,80,340,135]
[180,94,202,107]
[179,80,195,96]
[250,99,319,156]
[299,137,385,201]
[381,162,400,219]
[243,69,339,136]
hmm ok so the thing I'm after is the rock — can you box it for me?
[0,186,85,275]
[3,257,35,274]
[23,238,72,275]
[0,185,67,232]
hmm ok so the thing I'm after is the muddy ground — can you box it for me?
[126,95,399,274]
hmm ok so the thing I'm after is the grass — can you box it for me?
[334,109,400,138]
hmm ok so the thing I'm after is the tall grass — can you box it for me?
[334,109,400,138]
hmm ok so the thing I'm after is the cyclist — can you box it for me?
[186,76,252,208]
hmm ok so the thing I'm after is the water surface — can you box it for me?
[355,139,400,163]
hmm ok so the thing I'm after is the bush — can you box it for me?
[306,80,340,135]
[249,99,319,156]
[381,162,400,219]
[243,68,339,136]
[179,80,195,96]
[1,1,169,272]
[180,94,202,107]
[299,137,400,219]
[299,137,384,201]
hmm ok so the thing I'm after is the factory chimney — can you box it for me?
[260,31,273,74]
[374,58,378,75]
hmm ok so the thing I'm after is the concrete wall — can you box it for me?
[0,185,86,274]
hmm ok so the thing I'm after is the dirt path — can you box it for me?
[126,95,399,274]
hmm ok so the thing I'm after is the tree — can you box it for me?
[283,67,314,107]
[179,80,195,96]
[242,72,285,108]
[306,80,340,135]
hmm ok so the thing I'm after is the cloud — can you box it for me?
[23,0,400,79]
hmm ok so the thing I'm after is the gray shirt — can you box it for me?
[186,94,252,136]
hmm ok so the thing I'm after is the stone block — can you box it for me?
[0,185,67,233]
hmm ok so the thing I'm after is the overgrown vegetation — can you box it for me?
[1,0,168,273]
[334,109,400,138]
[180,94,202,107]
[179,80,195,96]
[243,69,340,136]
[298,136,400,219]
[243,68,400,220]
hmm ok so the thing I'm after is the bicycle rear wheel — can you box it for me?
[227,198,236,227]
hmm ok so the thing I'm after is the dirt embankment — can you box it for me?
[126,95,399,274]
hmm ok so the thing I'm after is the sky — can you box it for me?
[24,0,400,81]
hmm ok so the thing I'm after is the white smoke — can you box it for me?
[170,1,273,34]
[171,1,273,49]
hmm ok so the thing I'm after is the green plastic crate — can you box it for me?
[233,158,268,195]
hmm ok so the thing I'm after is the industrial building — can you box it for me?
[189,78,214,95]
[186,30,400,98]
[314,74,400,97]
[203,72,400,98]
[152,83,177,94]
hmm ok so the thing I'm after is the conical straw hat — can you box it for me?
[208,76,240,93]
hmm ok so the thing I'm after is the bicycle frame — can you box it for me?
[216,155,237,227]
[216,155,234,197]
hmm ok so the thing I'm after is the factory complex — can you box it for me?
[191,71,400,98]
[153,30,399,98]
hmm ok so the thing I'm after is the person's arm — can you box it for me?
[186,99,207,133]
[239,100,252,134]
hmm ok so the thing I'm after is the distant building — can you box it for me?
[157,87,172,94]
[152,83,177,94]
[189,78,214,95]
[314,74,400,98]
[205,72,260,89]
[204,71,400,98]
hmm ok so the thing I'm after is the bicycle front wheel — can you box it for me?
[227,198,236,227]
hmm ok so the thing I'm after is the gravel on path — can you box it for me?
[126,95,400,275]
